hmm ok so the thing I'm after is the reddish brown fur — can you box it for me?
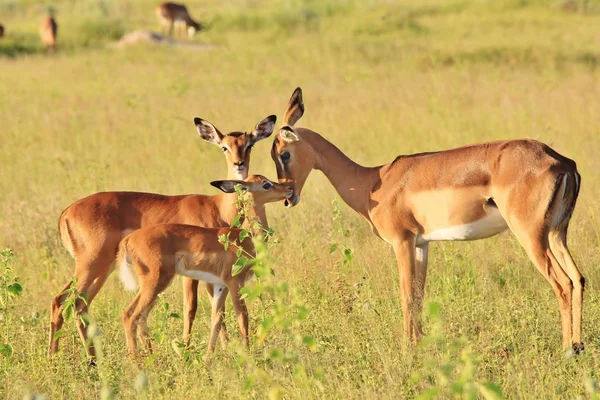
[271,87,584,351]
[48,115,278,360]
[40,16,57,51]
[155,2,202,37]
[117,226,255,360]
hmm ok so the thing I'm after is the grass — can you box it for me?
[1,0,600,398]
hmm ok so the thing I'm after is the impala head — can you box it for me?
[187,21,202,37]
[195,115,277,180]
[210,174,294,205]
[270,87,316,207]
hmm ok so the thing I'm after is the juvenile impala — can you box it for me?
[155,2,202,38]
[271,88,584,352]
[48,115,276,359]
[117,177,293,359]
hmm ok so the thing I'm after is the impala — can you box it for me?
[49,115,276,359]
[40,15,58,51]
[117,177,293,359]
[271,88,584,352]
[155,2,202,38]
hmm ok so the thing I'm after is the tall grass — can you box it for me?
[1,0,599,398]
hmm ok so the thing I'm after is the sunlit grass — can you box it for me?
[1,0,600,398]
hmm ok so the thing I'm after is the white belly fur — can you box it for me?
[417,208,509,245]
[175,262,225,286]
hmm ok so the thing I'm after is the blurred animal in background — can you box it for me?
[0,24,5,38]
[40,14,58,51]
[156,2,202,38]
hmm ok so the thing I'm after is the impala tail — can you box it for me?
[117,238,138,292]
[547,167,581,230]
[58,211,76,258]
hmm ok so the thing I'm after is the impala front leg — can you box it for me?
[393,236,418,343]
[182,277,199,347]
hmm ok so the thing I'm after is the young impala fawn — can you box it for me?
[155,2,202,38]
[271,87,584,352]
[117,177,293,359]
[48,115,276,360]
[40,15,58,51]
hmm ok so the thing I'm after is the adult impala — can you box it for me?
[271,88,584,352]
[49,115,276,359]
[117,177,293,360]
[155,2,202,38]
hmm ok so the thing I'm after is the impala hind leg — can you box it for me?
[124,279,171,359]
[48,254,113,358]
[123,293,142,358]
[75,270,112,359]
[509,225,573,350]
[549,230,585,351]
[48,281,73,356]
[393,236,418,343]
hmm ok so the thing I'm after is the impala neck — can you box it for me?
[300,129,381,218]
[216,194,269,231]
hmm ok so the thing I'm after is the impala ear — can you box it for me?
[250,115,276,143]
[210,180,248,193]
[283,87,304,127]
[279,126,299,143]
[194,117,224,145]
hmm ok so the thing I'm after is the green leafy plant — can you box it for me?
[0,248,22,357]
[52,277,89,341]
[218,184,323,396]
[413,302,504,400]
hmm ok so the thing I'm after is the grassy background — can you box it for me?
[1,0,600,398]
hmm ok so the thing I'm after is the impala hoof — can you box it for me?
[88,357,97,367]
[572,342,585,354]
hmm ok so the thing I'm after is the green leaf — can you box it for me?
[239,229,250,241]
[477,382,503,400]
[7,283,22,297]
[169,313,181,319]
[230,214,241,228]
[302,335,317,351]
[0,343,13,357]
[232,257,248,276]
[416,387,441,400]
[236,248,243,257]
[53,328,65,339]
[329,243,338,254]
[171,340,184,357]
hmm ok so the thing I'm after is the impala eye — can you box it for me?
[221,147,228,152]
[262,181,273,190]
[281,151,290,162]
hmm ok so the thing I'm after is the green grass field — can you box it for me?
[1,0,600,398]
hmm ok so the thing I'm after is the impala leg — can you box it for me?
[182,277,199,347]
[413,243,429,340]
[510,226,573,350]
[205,285,229,361]
[230,284,249,348]
[549,230,584,351]
[48,280,73,356]
[123,293,142,359]
[75,269,112,359]
[393,236,417,343]
[205,283,229,349]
